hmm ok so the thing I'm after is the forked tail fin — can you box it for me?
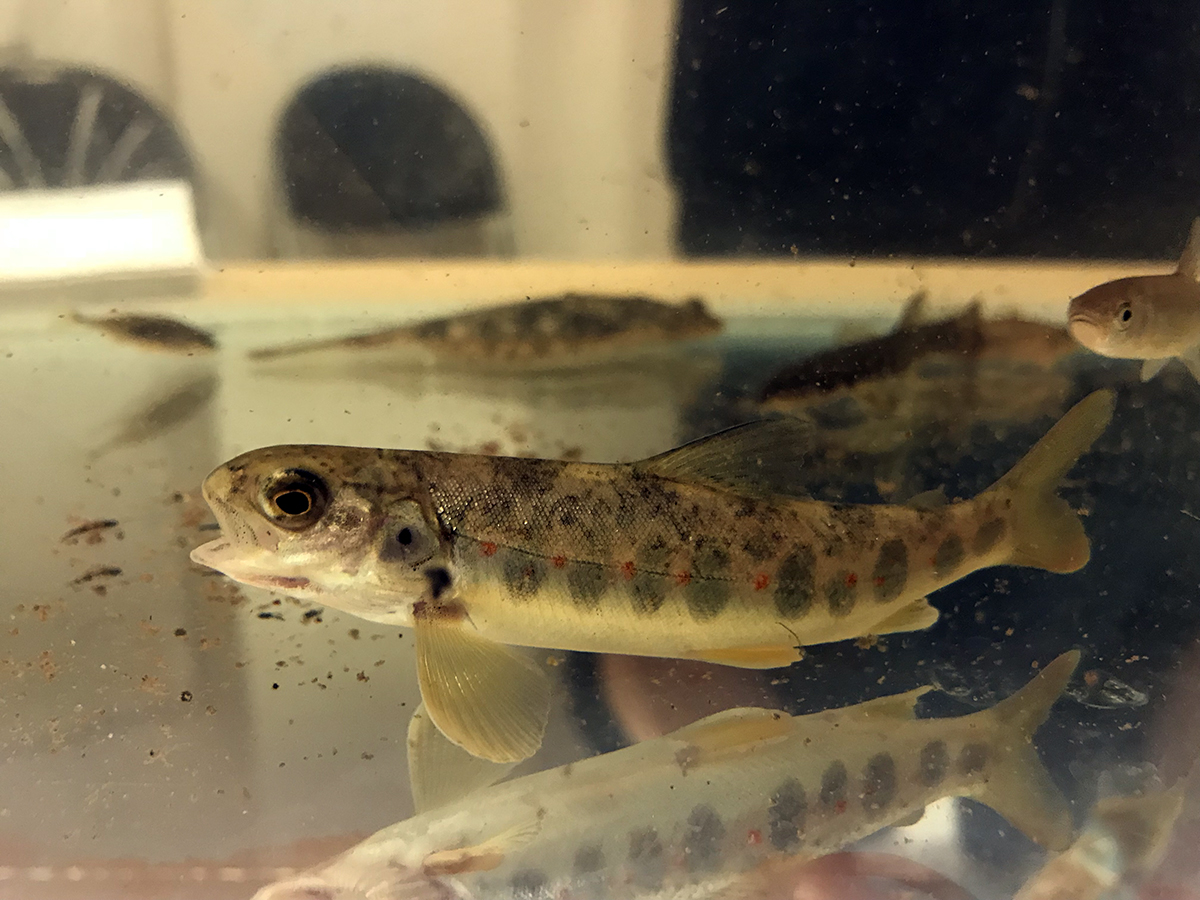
[967,651,1080,851]
[986,390,1114,573]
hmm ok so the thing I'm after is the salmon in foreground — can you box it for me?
[252,652,1081,900]
[191,390,1113,763]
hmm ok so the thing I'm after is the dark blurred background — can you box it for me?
[667,0,1200,258]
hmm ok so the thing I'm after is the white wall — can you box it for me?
[0,0,680,259]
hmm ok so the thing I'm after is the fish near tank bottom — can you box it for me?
[1,257,1199,900]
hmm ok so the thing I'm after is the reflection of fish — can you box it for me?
[89,374,217,459]
[1015,778,1188,900]
[191,392,1111,764]
[1068,217,1200,380]
[253,653,1078,900]
[758,294,984,404]
[247,293,722,367]
[71,312,217,353]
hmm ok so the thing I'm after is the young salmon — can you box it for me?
[71,312,217,353]
[191,391,1112,763]
[247,293,722,368]
[252,652,1079,900]
[1068,217,1200,380]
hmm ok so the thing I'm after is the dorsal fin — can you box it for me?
[904,487,949,510]
[893,290,929,331]
[633,419,816,498]
[1177,217,1200,280]
[841,686,933,721]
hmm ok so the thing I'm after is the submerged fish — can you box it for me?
[89,373,218,459]
[253,652,1079,900]
[758,294,984,404]
[247,293,722,367]
[1015,777,1188,900]
[1068,217,1200,380]
[191,391,1112,764]
[71,312,217,353]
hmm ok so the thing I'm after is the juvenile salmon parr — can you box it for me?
[1068,217,1200,380]
[192,391,1113,763]
[253,653,1080,900]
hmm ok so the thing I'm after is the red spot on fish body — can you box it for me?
[675,571,692,586]
[845,572,857,587]
[481,541,498,557]
[928,557,937,568]
[835,799,847,815]
[552,555,567,569]
[874,576,885,587]
[753,573,770,591]
[746,829,762,846]
[621,560,637,580]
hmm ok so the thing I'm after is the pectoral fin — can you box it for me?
[870,598,940,634]
[414,615,551,763]
[407,703,517,814]
[1142,357,1171,380]
[1178,346,1200,382]
[421,818,543,877]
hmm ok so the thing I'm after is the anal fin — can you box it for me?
[870,598,940,635]
[414,615,551,763]
[682,644,803,669]
[407,703,517,814]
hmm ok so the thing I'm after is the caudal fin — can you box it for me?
[986,390,1114,573]
[968,651,1080,851]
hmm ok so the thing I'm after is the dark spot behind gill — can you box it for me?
[425,566,453,600]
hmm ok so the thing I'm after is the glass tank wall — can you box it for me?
[0,3,1198,900]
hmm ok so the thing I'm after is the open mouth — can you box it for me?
[190,539,315,593]
[1066,315,1107,349]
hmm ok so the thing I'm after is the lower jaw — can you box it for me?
[245,573,314,592]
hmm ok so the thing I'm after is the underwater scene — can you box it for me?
[3,280,1200,900]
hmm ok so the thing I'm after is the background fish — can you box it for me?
[1015,777,1188,900]
[247,293,723,367]
[252,652,1079,900]
[1068,217,1200,380]
[758,294,985,404]
[88,373,218,460]
[71,312,217,354]
[191,392,1112,764]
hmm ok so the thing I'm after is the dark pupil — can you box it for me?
[397,527,414,546]
[1121,307,1133,322]
[274,490,312,516]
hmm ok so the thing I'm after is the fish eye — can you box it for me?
[260,469,329,530]
[397,527,414,546]
[1116,303,1134,328]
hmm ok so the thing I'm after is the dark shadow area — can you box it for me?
[668,1,1200,258]
[278,66,503,230]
